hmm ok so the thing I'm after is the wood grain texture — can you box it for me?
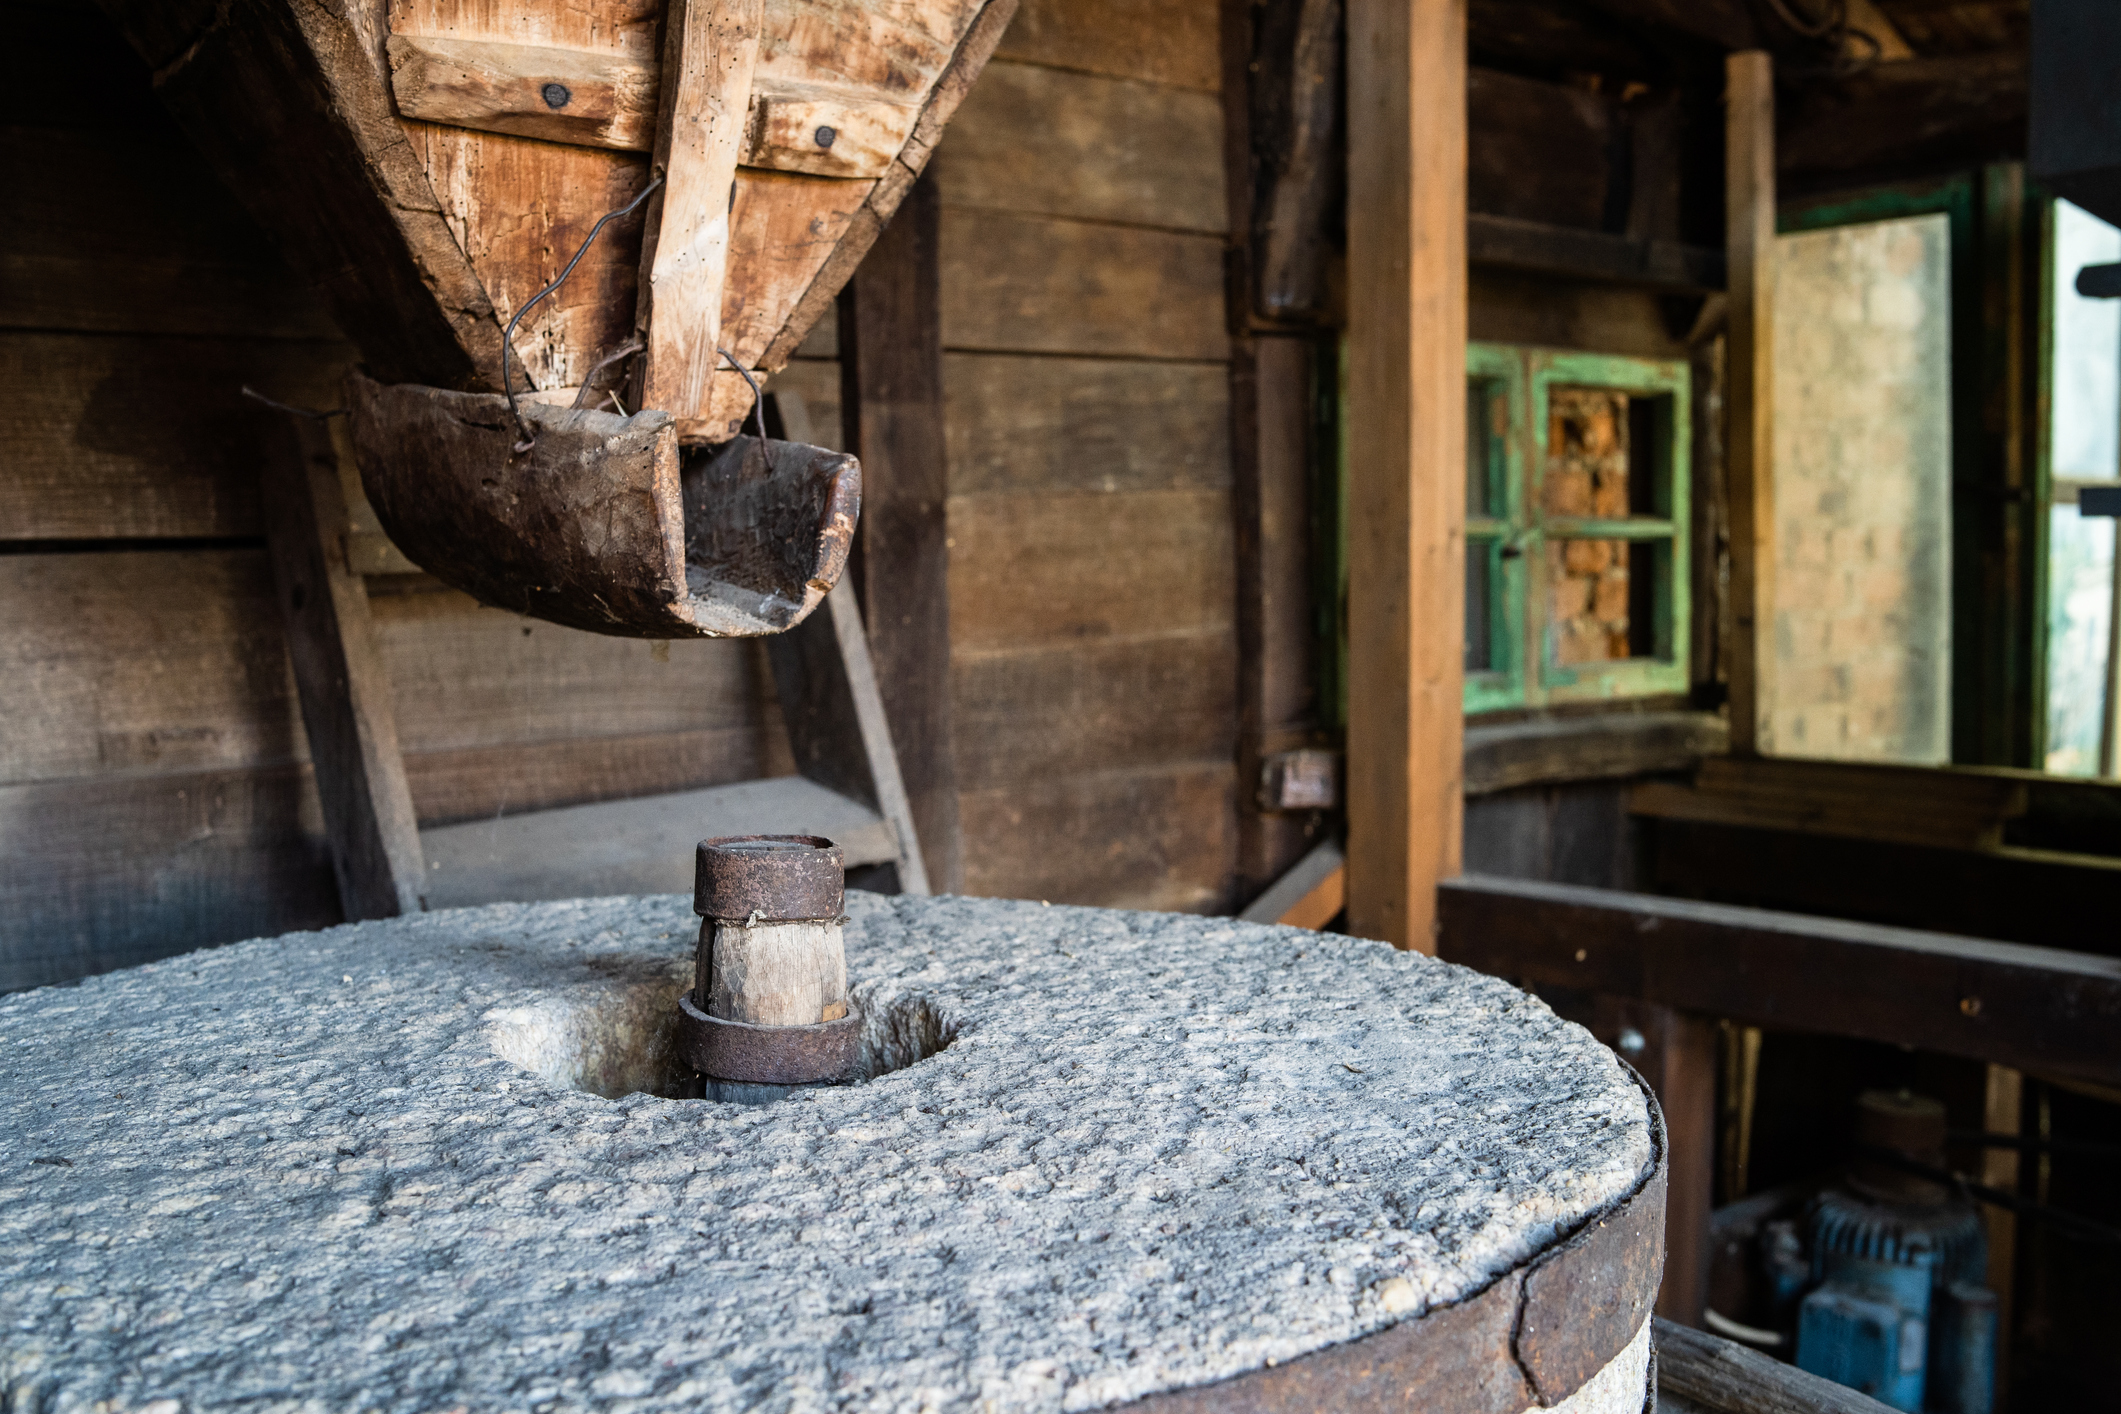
[842,177,961,889]
[1466,66,1613,232]
[959,763,1236,912]
[938,209,1228,359]
[98,0,510,388]
[0,333,349,541]
[0,764,338,994]
[261,419,426,917]
[0,550,301,785]
[1725,52,1775,755]
[706,919,846,1024]
[930,60,1225,232]
[951,635,1237,791]
[368,587,777,754]
[992,0,1220,92]
[1470,269,1692,360]
[402,723,792,826]
[387,33,660,151]
[943,354,1229,495]
[946,490,1236,650]
[1438,873,2121,1089]
[1462,711,1727,796]
[0,126,337,341]
[1343,0,1466,951]
[637,0,764,432]
[1654,1317,1901,1414]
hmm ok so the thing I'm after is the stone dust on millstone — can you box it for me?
[0,892,1653,1412]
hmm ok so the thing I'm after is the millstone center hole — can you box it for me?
[487,967,955,1100]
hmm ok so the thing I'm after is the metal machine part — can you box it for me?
[676,834,859,1102]
[1794,1091,1996,1414]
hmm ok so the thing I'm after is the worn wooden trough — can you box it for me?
[98,0,1017,635]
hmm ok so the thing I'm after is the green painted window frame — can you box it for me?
[1464,343,1693,712]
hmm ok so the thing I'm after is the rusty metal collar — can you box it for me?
[694,835,844,921]
[677,990,863,1086]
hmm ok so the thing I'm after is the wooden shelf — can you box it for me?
[1468,213,1726,293]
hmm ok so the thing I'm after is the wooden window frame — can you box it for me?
[1465,343,1693,712]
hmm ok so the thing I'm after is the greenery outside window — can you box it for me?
[1465,344,1691,712]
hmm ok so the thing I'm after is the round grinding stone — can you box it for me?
[0,894,1660,1412]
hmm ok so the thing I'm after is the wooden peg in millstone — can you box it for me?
[676,835,862,1104]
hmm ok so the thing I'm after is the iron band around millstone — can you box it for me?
[694,834,844,921]
[676,990,864,1085]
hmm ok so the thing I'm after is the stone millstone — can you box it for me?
[0,894,1658,1412]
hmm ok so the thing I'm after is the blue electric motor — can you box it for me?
[1795,1091,1997,1414]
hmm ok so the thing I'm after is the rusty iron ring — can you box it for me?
[677,991,863,1086]
[1111,1064,1669,1414]
[695,835,844,922]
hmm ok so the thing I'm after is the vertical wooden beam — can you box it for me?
[839,177,962,892]
[1343,0,1466,951]
[1724,51,1775,756]
[1982,1062,2023,1399]
[766,582,931,895]
[636,0,762,437]
[1596,996,1717,1327]
[261,420,426,919]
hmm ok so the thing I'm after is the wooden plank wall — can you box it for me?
[928,0,1240,912]
[2,0,1242,990]
[1,0,788,990]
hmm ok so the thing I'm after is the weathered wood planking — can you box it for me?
[403,723,793,827]
[0,333,348,541]
[992,0,1220,92]
[943,355,1229,495]
[946,490,1235,649]
[1469,269,1692,361]
[97,0,512,389]
[951,635,1237,792]
[1725,52,1775,755]
[938,210,1228,359]
[1,127,337,341]
[1465,67,1614,233]
[959,763,1236,912]
[0,551,303,785]
[929,61,1224,232]
[368,586,777,755]
[0,764,340,993]
[635,0,764,434]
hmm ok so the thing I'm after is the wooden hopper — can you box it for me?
[99,0,1017,636]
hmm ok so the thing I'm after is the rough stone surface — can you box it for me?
[0,894,1654,1413]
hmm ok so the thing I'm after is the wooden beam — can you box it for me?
[1344,0,1466,951]
[1724,51,1774,756]
[1981,1063,2021,1402]
[1655,1317,1903,1414]
[1780,50,2027,189]
[1592,996,1715,1325]
[636,0,764,439]
[1467,214,1726,293]
[839,175,961,891]
[260,420,426,919]
[1435,875,2121,1087]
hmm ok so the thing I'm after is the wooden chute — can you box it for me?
[101,0,1015,635]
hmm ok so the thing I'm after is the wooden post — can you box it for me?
[1595,996,1717,1327]
[1982,1063,2022,1398]
[1725,51,1775,756]
[635,0,763,439]
[839,175,962,892]
[260,420,426,919]
[1343,0,1466,951]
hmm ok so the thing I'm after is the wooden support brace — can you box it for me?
[766,581,930,895]
[637,0,763,440]
[1593,996,1716,1327]
[1725,51,1775,755]
[839,175,961,892]
[1344,0,1466,951]
[260,420,426,919]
